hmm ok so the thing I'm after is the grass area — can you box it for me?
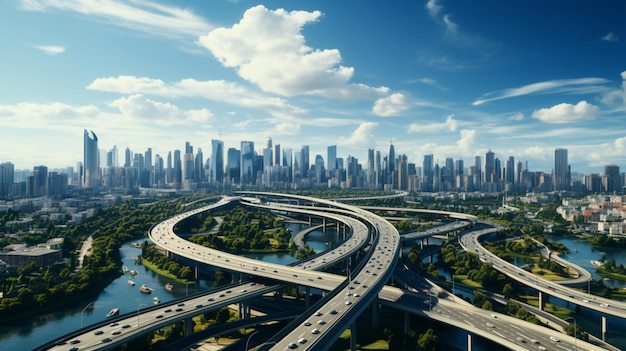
[454,275,482,288]
[138,257,191,284]
[595,268,626,282]
[530,266,576,281]
[519,294,573,320]
[329,329,389,351]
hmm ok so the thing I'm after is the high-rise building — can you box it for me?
[124,147,132,167]
[327,145,337,171]
[506,156,515,184]
[274,144,281,167]
[603,165,621,193]
[0,162,14,197]
[211,140,224,184]
[226,148,241,184]
[83,129,101,188]
[300,145,310,179]
[554,148,569,191]
[422,154,433,191]
[241,141,255,184]
[485,149,495,183]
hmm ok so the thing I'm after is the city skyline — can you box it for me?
[1,1,625,172]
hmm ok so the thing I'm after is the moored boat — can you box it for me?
[165,282,173,292]
[122,266,128,274]
[139,284,153,294]
[129,270,138,276]
[590,260,603,268]
[153,296,160,304]
[128,279,135,286]
[106,307,120,317]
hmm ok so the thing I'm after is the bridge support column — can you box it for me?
[426,237,429,245]
[309,216,312,225]
[420,239,424,250]
[538,291,546,311]
[184,317,193,336]
[403,312,410,335]
[371,298,380,329]
[305,287,311,308]
[602,315,607,341]
[429,254,433,264]
[467,333,472,351]
[350,321,357,351]
[323,218,326,232]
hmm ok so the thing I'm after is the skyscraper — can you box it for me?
[83,129,101,188]
[211,140,224,184]
[241,141,255,184]
[226,147,240,184]
[300,145,310,179]
[485,149,495,183]
[554,148,569,191]
[603,165,621,193]
[327,145,337,171]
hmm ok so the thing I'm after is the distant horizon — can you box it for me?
[1,1,625,175]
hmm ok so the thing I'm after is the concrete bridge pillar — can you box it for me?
[305,287,311,308]
[420,239,424,250]
[602,315,607,341]
[538,291,548,311]
[429,254,433,264]
[309,216,312,225]
[323,218,326,232]
[350,321,357,351]
[467,333,473,351]
[403,311,410,335]
[184,317,193,336]
[426,237,429,245]
[371,298,380,329]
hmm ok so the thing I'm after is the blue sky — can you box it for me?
[1,0,624,175]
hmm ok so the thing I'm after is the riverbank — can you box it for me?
[138,256,192,284]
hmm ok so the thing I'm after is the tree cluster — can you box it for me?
[141,245,193,280]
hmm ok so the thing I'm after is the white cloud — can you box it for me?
[273,122,301,136]
[509,112,525,121]
[20,0,212,39]
[372,93,409,117]
[457,129,475,151]
[339,122,378,147]
[601,32,619,42]
[531,101,599,124]
[34,45,65,55]
[198,5,387,99]
[408,115,457,133]
[0,102,99,126]
[473,78,609,105]
[425,0,442,17]
[601,70,626,105]
[108,94,214,126]
[88,75,166,94]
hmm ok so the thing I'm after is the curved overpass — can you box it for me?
[459,226,626,319]
[38,196,611,351]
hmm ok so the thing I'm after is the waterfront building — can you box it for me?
[83,129,101,188]
[554,148,569,191]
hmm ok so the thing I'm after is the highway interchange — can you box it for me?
[40,193,617,351]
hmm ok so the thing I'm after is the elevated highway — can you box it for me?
[459,226,626,319]
[38,195,613,351]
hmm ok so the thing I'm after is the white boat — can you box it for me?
[129,270,138,276]
[139,284,153,294]
[128,279,135,286]
[106,307,120,318]
[122,266,128,274]
[590,260,603,268]
[153,296,160,304]
[165,282,173,292]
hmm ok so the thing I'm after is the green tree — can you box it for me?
[417,328,439,351]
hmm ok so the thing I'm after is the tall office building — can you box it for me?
[327,145,337,171]
[0,162,14,197]
[485,149,495,183]
[300,145,310,179]
[83,129,101,188]
[604,165,621,193]
[422,154,433,191]
[195,148,204,182]
[226,148,241,184]
[274,144,281,167]
[211,140,224,184]
[505,156,515,184]
[241,141,255,184]
[554,148,569,191]
[124,147,132,167]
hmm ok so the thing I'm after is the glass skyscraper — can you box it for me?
[83,129,100,188]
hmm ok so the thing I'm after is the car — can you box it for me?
[329,309,338,315]
[226,290,232,293]
[195,304,203,309]
[582,299,589,302]
[353,280,360,284]
[549,336,560,342]
[67,348,79,351]
[486,323,495,328]
[164,308,172,313]
[177,303,185,307]
[353,293,360,297]
[109,322,119,327]
[101,337,112,343]
[155,314,164,319]
[516,337,525,343]
[490,314,497,318]
[314,311,323,316]
[122,324,131,329]
[311,329,320,334]
[94,330,104,335]
[288,342,298,349]
[345,301,352,305]
[240,289,247,293]
[175,308,183,312]
[111,329,121,335]
[69,339,80,344]
[298,338,307,344]
[530,339,539,344]
[293,274,298,277]
[318,320,326,325]
[303,321,311,326]
[600,303,609,307]
[538,347,546,351]
[207,298,214,302]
